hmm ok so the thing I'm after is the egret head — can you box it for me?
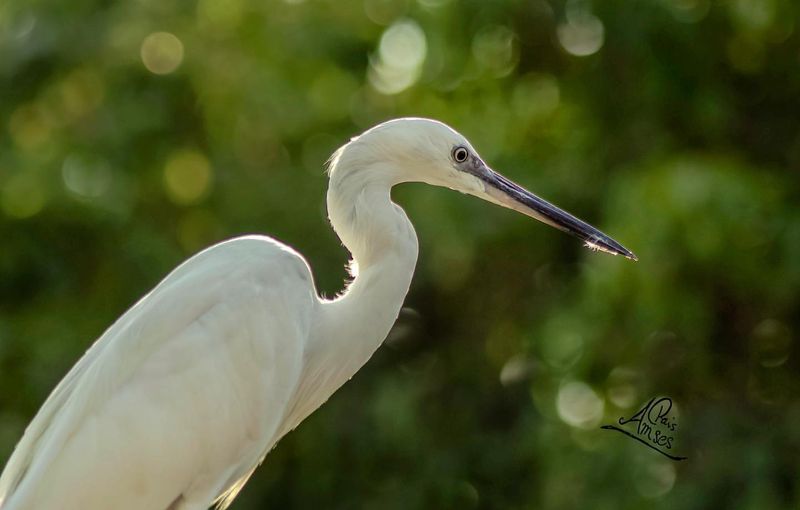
[330,117,636,260]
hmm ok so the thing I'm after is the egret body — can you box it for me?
[0,118,635,510]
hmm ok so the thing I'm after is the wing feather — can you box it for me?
[0,236,318,510]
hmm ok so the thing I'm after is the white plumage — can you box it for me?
[0,118,634,510]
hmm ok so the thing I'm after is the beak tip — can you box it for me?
[618,244,638,261]
[615,246,638,261]
[584,239,637,261]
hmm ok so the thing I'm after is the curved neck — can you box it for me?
[326,160,415,265]
[313,164,419,385]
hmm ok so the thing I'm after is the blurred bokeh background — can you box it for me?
[1,0,799,507]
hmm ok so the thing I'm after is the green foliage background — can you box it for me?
[1,0,799,508]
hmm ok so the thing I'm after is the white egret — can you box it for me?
[0,118,635,510]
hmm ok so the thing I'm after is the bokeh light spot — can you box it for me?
[512,74,561,122]
[558,2,605,57]
[634,460,676,498]
[163,150,213,205]
[606,366,640,408]
[499,354,534,386]
[58,68,105,120]
[556,380,604,429]
[1,173,46,219]
[8,11,37,40]
[664,0,710,23]
[369,19,427,94]
[729,0,776,32]
[752,318,792,368]
[379,19,426,69]
[541,330,584,371]
[141,32,184,75]
[197,0,243,33]
[8,104,53,150]
[472,25,519,78]
[62,154,112,199]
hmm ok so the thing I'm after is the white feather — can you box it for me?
[0,117,629,509]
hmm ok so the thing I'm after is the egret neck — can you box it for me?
[315,158,418,399]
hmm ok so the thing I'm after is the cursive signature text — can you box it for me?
[601,396,687,461]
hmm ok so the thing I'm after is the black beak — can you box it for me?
[481,169,637,260]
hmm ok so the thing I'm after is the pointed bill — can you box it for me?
[480,169,637,260]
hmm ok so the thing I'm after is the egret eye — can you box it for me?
[452,146,469,163]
